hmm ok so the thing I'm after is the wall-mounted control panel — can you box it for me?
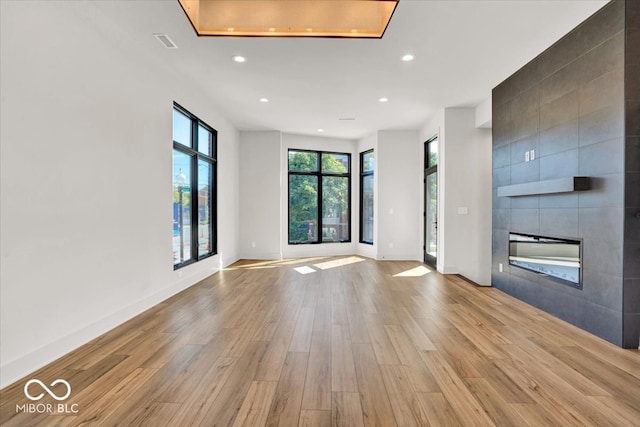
[525,149,535,162]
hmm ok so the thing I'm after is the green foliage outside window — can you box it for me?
[288,150,350,243]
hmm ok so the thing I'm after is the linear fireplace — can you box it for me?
[508,232,582,288]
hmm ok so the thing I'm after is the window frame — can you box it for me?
[287,149,351,245]
[173,102,217,269]
[359,149,374,245]
[425,135,438,169]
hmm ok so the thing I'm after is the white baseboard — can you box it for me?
[377,253,422,261]
[356,244,376,260]
[440,265,459,274]
[236,252,281,261]
[0,267,216,390]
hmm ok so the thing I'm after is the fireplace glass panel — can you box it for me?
[509,233,581,287]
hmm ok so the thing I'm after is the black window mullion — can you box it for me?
[317,174,323,244]
[190,117,198,260]
[202,156,216,259]
[347,173,352,242]
[212,130,217,162]
[359,172,363,243]
[359,170,373,244]
[359,150,373,245]
[210,157,217,254]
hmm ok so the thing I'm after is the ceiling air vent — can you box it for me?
[153,33,178,49]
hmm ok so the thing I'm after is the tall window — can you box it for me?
[360,150,374,244]
[288,149,351,244]
[424,136,438,266]
[173,103,216,268]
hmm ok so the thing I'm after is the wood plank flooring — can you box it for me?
[1,256,639,426]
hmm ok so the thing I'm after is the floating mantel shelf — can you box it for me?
[497,177,591,197]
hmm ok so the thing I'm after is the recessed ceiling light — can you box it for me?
[317,128,324,132]
[259,98,269,103]
[401,54,415,62]
[232,55,246,63]
[379,97,389,103]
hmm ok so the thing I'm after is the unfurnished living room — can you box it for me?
[1,0,639,426]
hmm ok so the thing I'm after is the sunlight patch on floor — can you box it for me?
[393,265,432,277]
[225,257,331,270]
[278,256,330,266]
[294,266,317,275]
[314,256,365,270]
[227,256,366,274]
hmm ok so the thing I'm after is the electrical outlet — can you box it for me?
[251,242,256,248]
[525,151,530,162]
[499,263,503,272]
[530,149,535,161]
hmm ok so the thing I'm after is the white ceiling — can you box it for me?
[94,0,607,140]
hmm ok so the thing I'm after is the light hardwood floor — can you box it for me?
[1,256,639,426]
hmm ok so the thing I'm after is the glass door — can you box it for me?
[424,137,438,267]
[424,170,437,266]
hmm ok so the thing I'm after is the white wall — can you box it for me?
[442,109,492,285]
[377,130,422,261]
[239,130,423,263]
[420,108,492,285]
[239,131,282,259]
[0,1,240,388]
[281,134,358,258]
[475,97,493,129]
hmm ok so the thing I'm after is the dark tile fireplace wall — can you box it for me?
[625,1,640,347]
[492,0,640,348]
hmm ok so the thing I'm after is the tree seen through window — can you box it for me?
[288,150,350,244]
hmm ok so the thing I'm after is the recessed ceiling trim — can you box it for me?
[177,0,399,38]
